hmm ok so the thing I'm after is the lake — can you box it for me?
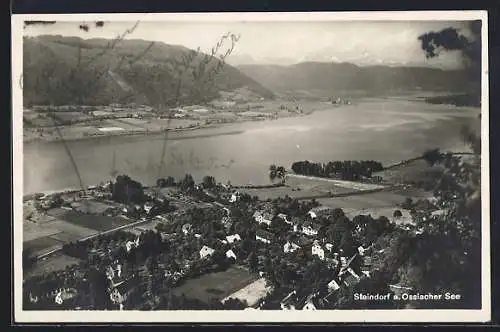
[23,97,480,194]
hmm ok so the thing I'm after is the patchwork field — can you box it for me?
[24,200,132,257]
[172,266,259,304]
[24,217,99,255]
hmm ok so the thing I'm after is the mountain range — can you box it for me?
[237,62,475,95]
[23,35,475,107]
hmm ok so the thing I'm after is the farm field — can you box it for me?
[53,210,132,232]
[24,236,64,254]
[172,266,259,304]
[24,253,82,278]
[239,179,356,201]
[24,217,99,256]
[315,191,408,209]
[71,199,113,214]
[375,159,443,186]
[314,190,421,225]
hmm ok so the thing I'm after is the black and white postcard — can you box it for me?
[12,11,490,323]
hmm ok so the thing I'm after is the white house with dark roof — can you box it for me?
[307,211,317,219]
[325,243,334,252]
[255,229,273,244]
[311,241,325,260]
[226,234,241,244]
[226,249,237,261]
[54,288,78,305]
[253,211,274,226]
[301,223,319,236]
[327,279,341,292]
[283,241,301,253]
[199,245,215,259]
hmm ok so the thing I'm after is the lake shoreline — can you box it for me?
[23,107,316,145]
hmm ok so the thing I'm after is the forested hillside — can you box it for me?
[23,35,274,107]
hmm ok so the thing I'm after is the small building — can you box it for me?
[125,236,140,252]
[311,241,325,260]
[301,224,319,236]
[255,229,274,244]
[199,245,215,259]
[226,234,241,244]
[357,244,372,256]
[221,215,233,227]
[302,294,319,310]
[327,279,341,292]
[229,192,240,203]
[54,288,78,305]
[277,213,292,225]
[283,241,301,253]
[105,263,123,281]
[325,243,334,252]
[280,290,297,310]
[143,202,154,214]
[342,268,361,287]
[182,223,193,235]
[307,211,317,219]
[253,211,274,226]
[109,276,139,308]
[226,249,237,261]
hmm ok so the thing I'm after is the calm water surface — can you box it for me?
[23,98,479,194]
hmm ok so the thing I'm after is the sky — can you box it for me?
[24,20,473,69]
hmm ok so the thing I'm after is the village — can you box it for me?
[22,168,435,311]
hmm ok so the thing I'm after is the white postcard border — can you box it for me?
[12,10,491,323]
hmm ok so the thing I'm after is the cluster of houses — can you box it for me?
[249,205,376,310]
[278,245,373,310]
[27,176,388,311]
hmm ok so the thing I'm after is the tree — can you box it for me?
[145,256,159,276]
[269,164,277,181]
[202,175,216,189]
[248,252,258,272]
[88,268,112,310]
[393,210,403,219]
[418,21,481,83]
[179,174,195,192]
[111,175,145,204]
[418,21,481,107]
[222,298,248,310]
[156,178,167,187]
[165,176,176,187]
[422,148,444,167]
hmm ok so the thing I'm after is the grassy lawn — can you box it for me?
[172,266,259,304]
[58,210,131,232]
